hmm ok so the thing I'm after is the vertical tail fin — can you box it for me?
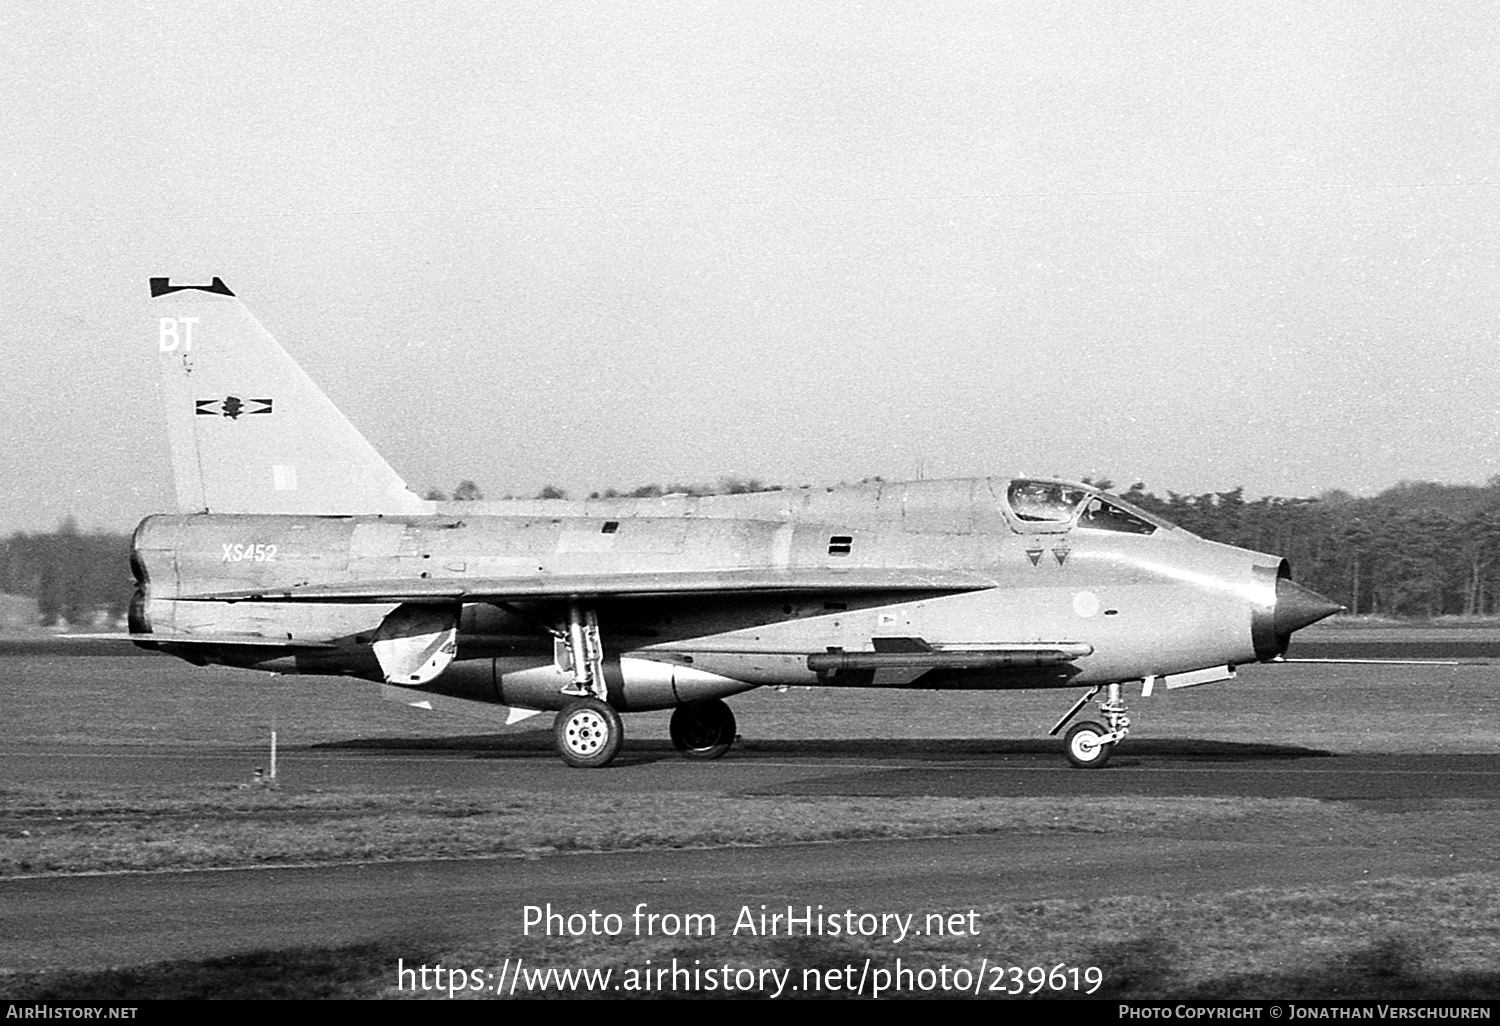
[152,278,429,515]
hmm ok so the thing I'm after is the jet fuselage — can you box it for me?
[129,477,1321,714]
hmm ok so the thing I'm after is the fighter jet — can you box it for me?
[129,277,1342,768]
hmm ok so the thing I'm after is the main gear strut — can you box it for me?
[557,602,606,700]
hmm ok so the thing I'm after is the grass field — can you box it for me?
[0,784,1431,878]
[6,871,1499,999]
[1,643,1498,999]
[3,650,1498,880]
[7,646,1500,752]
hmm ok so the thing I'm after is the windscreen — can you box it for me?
[1076,496,1159,535]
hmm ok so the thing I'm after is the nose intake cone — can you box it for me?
[1276,578,1344,636]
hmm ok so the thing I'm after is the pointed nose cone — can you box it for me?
[1276,578,1344,636]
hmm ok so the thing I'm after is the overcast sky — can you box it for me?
[3,1,1497,533]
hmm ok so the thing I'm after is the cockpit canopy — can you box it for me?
[1004,479,1169,535]
[1007,480,1091,524]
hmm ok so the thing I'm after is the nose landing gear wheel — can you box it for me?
[1064,720,1113,769]
[669,698,737,760]
[555,697,624,768]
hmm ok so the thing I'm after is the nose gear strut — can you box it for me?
[1049,682,1131,769]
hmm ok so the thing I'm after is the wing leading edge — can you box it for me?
[181,567,999,604]
[67,632,336,648]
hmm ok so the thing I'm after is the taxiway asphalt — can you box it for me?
[1,737,1496,799]
[2,740,1498,974]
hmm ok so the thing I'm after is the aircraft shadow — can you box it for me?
[313,734,1332,764]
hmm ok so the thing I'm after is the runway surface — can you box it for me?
[3,738,1499,973]
[3,643,1499,981]
[1,739,1498,800]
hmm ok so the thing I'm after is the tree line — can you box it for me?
[7,478,1500,627]
[0,517,131,628]
[1114,479,1500,618]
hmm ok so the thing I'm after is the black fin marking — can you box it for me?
[150,277,236,298]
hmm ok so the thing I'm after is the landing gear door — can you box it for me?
[373,603,460,685]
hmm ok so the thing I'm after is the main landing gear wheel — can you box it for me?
[555,698,624,769]
[669,698,737,760]
[1064,721,1114,769]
